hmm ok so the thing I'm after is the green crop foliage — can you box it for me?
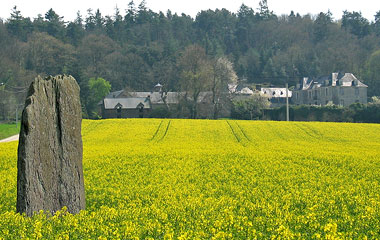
[0,119,380,239]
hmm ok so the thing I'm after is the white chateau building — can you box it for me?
[292,72,368,107]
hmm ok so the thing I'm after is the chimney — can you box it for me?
[332,73,338,86]
[302,77,308,89]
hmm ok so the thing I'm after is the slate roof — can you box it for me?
[103,97,151,109]
[261,88,292,98]
[298,73,367,90]
[105,90,124,99]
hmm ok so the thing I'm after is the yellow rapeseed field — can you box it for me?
[1,119,380,239]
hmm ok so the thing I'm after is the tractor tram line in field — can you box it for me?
[150,120,164,141]
[150,119,171,142]
[292,122,322,140]
[294,122,325,140]
[158,120,171,142]
[235,122,252,142]
[226,120,251,146]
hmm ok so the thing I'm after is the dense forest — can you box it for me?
[1,0,380,119]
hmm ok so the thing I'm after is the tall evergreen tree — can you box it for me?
[44,8,65,38]
[7,6,32,41]
[342,11,371,38]
[313,11,333,42]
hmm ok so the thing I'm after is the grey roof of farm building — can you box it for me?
[105,90,124,99]
[103,97,151,109]
[120,91,215,104]
[102,90,218,107]
[125,92,180,104]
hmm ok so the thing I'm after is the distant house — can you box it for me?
[260,88,292,108]
[292,73,368,107]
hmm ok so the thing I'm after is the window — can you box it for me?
[325,88,328,96]
[355,88,359,96]
[340,99,344,106]
[340,88,344,96]
[296,92,299,100]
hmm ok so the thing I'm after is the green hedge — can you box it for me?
[260,104,380,123]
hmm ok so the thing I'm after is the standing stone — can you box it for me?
[17,75,85,216]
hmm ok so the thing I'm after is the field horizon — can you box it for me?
[1,119,380,238]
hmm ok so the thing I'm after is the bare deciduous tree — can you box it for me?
[211,56,238,119]
[178,45,213,118]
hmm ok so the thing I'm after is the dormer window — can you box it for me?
[115,103,122,118]
[115,103,123,112]
[137,102,145,118]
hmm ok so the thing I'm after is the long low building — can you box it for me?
[99,88,232,119]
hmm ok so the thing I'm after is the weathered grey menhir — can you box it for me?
[17,75,85,216]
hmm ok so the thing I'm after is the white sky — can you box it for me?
[1,0,380,22]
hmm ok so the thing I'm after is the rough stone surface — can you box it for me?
[17,75,85,216]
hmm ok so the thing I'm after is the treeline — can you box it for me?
[1,0,380,119]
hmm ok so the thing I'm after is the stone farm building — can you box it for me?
[102,97,151,118]
[99,87,232,119]
[292,73,368,107]
[100,89,177,118]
